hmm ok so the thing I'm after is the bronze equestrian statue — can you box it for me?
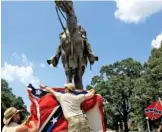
[47,0,98,89]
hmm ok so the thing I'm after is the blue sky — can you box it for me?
[1,1,162,110]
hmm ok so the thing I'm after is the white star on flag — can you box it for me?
[35,90,42,95]
[51,117,57,124]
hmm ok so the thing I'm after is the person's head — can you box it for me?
[3,107,22,125]
[64,83,75,93]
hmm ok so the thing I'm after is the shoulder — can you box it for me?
[16,125,28,132]
[75,94,85,103]
[55,92,63,97]
[55,92,63,102]
[2,126,6,132]
[62,93,75,98]
[76,94,85,99]
[77,94,85,97]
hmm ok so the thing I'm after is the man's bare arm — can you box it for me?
[84,88,95,100]
[16,121,38,132]
[40,85,57,97]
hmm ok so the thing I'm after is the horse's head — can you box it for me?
[59,29,70,42]
[59,29,71,52]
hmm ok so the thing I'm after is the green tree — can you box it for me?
[131,73,149,131]
[146,43,162,100]
[144,43,162,130]
[124,44,162,131]
[90,58,144,132]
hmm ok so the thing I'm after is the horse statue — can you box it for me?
[47,0,98,89]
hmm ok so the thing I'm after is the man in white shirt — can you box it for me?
[40,83,95,132]
[2,107,38,132]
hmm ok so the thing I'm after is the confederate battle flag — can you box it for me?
[145,101,162,120]
[25,84,106,132]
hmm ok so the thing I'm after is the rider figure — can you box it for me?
[47,25,98,68]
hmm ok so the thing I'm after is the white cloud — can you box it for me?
[12,52,33,66]
[1,53,40,86]
[114,0,162,24]
[40,63,46,68]
[151,32,162,49]
[21,54,33,66]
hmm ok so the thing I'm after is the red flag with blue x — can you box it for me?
[145,101,162,120]
[25,84,106,132]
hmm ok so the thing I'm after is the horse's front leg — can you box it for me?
[74,66,85,89]
[65,68,73,84]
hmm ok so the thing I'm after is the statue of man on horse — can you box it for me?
[47,0,98,89]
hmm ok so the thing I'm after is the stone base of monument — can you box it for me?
[25,85,106,132]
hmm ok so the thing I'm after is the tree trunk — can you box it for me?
[123,116,129,132]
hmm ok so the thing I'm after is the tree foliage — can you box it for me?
[147,43,162,100]
[91,58,144,131]
[90,44,162,131]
